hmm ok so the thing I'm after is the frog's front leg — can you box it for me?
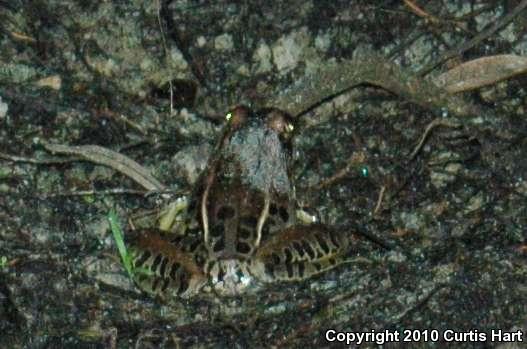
[249,224,360,282]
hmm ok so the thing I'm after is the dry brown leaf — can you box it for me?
[35,75,62,90]
[9,31,36,43]
[436,54,527,93]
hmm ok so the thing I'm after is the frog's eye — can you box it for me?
[226,105,250,128]
[266,109,294,138]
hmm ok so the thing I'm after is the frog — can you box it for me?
[126,105,377,299]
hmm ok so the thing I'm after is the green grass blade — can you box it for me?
[108,210,134,279]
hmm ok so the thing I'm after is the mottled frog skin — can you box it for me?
[127,106,365,298]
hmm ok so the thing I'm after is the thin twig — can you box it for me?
[310,151,366,190]
[100,108,148,136]
[35,188,181,199]
[9,30,37,43]
[409,117,461,160]
[373,185,386,216]
[404,0,439,23]
[403,0,472,35]
[41,141,166,191]
[418,0,527,76]
[0,151,71,165]
[157,0,174,113]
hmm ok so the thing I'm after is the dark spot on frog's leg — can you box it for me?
[261,223,271,240]
[169,263,180,280]
[328,231,341,249]
[292,241,304,256]
[269,203,278,216]
[238,227,251,239]
[159,257,169,277]
[286,262,294,278]
[301,239,316,260]
[187,198,197,212]
[170,236,184,246]
[161,278,170,292]
[210,224,224,237]
[135,250,151,267]
[217,264,225,282]
[313,262,322,271]
[236,241,251,254]
[298,262,305,278]
[284,247,293,263]
[213,238,225,252]
[188,237,203,252]
[271,253,280,265]
[217,205,235,220]
[194,254,206,267]
[328,257,336,265]
[264,218,277,233]
[152,254,163,272]
[178,272,189,295]
[241,216,257,229]
[314,233,330,255]
[152,277,161,292]
[279,206,289,222]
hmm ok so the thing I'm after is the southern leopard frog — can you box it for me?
[127,106,367,298]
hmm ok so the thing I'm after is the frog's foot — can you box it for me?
[295,208,318,224]
[249,223,357,282]
[127,230,207,299]
[128,196,189,233]
[157,196,189,232]
[203,259,260,296]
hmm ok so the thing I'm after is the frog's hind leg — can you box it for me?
[250,224,369,282]
[127,230,207,298]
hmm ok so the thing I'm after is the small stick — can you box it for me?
[311,151,366,190]
[36,188,180,199]
[156,0,174,113]
[0,151,71,165]
[409,117,461,160]
[373,185,386,216]
[418,0,527,76]
[41,141,166,191]
[404,0,439,23]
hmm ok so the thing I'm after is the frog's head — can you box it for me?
[219,105,295,195]
[224,105,294,144]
